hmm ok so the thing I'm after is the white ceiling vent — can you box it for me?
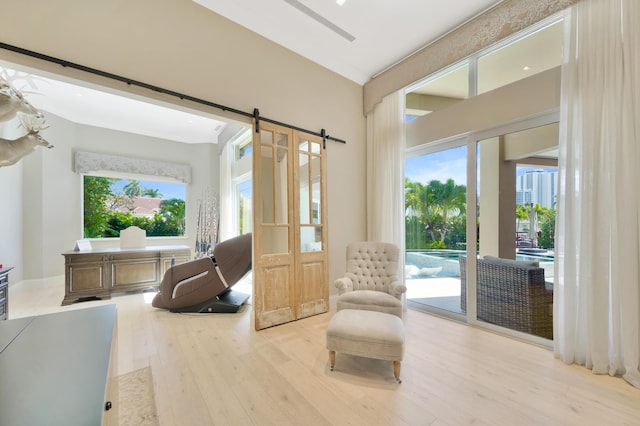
[283,0,355,42]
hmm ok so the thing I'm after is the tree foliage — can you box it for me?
[83,177,184,238]
[516,204,530,231]
[123,180,144,197]
[538,208,556,249]
[143,188,162,197]
[405,177,467,249]
[84,176,118,238]
[515,203,555,248]
[158,198,186,235]
[405,177,556,251]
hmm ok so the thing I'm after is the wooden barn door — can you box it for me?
[294,132,329,319]
[252,122,328,330]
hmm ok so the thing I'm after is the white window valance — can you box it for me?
[74,151,191,183]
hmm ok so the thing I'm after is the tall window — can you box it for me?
[405,62,469,120]
[218,127,253,240]
[406,16,563,117]
[83,175,186,238]
[236,178,253,235]
[477,19,563,95]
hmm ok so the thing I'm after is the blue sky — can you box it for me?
[405,146,557,186]
[110,179,186,200]
[405,145,467,186]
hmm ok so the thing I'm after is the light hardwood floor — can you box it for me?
[9,276,640,425]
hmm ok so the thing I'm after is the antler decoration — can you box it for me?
[0,77,40,123]
[19,112,50,133]
[0,113,53,167]
[0,71,53,167]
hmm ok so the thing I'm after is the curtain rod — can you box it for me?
[0,42,346,146]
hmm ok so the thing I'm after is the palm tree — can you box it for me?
[143,188,162,197]
[432,178,466,243]
[516,203,530,232]
[423,178,466,244]
[404,177,467,247]
[405,178,431,248]
[123,180,144,197]
[404,178,424,216]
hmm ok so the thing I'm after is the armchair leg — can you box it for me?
[393,361,402,383]
[329,350,336,371]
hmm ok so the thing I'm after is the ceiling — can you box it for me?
[2,1,511,143]
[193,0,504,85]
[0,63,230,144]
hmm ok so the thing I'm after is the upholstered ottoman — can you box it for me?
[326,309,405,383]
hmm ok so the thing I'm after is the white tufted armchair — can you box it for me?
[334,242,406,318]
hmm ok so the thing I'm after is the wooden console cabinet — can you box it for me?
[62,245,190,305]
[0,266,13,320]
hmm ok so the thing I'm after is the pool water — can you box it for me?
[405,250,555,279]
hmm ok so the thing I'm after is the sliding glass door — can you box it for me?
[472,120,558,342]
[405,118,558,344]
[405,141,467,315]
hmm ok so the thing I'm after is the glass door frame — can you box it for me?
[466,110,559,347]
[405,135,469,321]
[405,111,559,346]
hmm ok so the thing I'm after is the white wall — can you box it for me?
[14,112,219,280]
[0,0,366,288]
[0,162,24,280]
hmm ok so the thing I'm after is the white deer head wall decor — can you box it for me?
[0,113,53,167]
[0,75,52,167]
[0,78,40,123]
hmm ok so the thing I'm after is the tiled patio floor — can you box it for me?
[406,277,461,299]
[406,277,463,313]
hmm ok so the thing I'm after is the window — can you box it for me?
[83,175,186,238]
[478,19,563,94]
[405,16,563,118]
[405,62,469,119]
[235,135,253,161]
[227,128,253,236]
[403,16,563,343]
[236,178,253,235]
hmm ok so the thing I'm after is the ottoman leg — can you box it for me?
[329,350,336,371]
[393,361,402,383]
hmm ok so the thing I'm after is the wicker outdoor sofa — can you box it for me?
[459,256,553,339]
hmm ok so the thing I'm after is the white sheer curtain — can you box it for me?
[555,0,640,388]
[366,90,405,245]
[218,142,234,242]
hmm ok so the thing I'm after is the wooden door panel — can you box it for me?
[262,264,293,311]
[253,122,296,330]
[294,132,329,320]
[298,256,328,318]
[254,262,295,327]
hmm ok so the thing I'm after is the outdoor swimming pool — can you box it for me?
[405,249,555,280]
[410,249,554,261]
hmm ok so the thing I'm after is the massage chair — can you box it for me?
[152,233,252,313]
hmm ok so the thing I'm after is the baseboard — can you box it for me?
[8,274,65,289]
